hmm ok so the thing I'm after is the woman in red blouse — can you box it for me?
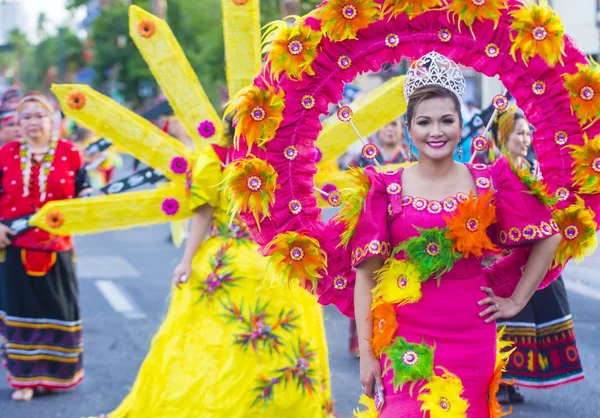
[0,92,90,401]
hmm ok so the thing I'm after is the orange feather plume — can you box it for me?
[445,191,499,258]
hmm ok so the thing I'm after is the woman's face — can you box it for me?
[408,97,461,161]
[505,118,531,159]
[18,102,52,141]
[378,119,404,146]
[0,118,21,144]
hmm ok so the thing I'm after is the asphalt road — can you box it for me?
[0,224,599,418]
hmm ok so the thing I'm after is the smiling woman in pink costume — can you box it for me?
[225,1,600,417]
[351,52,561,418]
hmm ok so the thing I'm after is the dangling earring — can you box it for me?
[407,137,414,162]
[456,143,463,160]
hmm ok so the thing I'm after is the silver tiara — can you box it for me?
[403,52,466,104]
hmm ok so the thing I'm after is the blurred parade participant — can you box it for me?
[100,118,332,417]
[350,118,409,168]
[1,86,22,109]
[72,126,122,188]
[491,108,584,403]
[0,92,91,401]
[461,99,481,122]
[0,106,21,145]
[163,115,195,150]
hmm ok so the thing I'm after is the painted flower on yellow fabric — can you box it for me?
[568,133,600,194]
[489,327,515,418]
[262,17,323,81]
[46,210,65,229]
[509,0,566,66]
[264,231,327,290]
[564,59,600,127]
[370,300,398,358]
[552,196,598,267]
[353,394,379,418]
[225,85,285,151]
[66,91,86,110]
[317,0,380,42]
[446,0,507,36]
[137,19,156,38]
[445,191,498,258]
[223,157,279,228]
[372,259,422,306]
[381,0,444,20]
[418,367,470,418]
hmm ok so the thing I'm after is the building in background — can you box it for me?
[0,0,26,91]
[0,0,25,44]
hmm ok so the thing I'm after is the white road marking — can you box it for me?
[564,277,600,301]
[95,280,147,319]
[77,255,142,279]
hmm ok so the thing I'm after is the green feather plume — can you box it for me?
[393,227,461,283]
[382,337,435,394]
[505,153,559,206]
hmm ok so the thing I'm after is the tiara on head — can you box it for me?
[403,51,466,104]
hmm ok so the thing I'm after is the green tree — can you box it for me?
[6,29,31,86]
[20,27,84,91]
[70,0,325,106]
[86,0,155,103]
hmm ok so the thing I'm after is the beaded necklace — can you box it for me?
[19,136,58,201]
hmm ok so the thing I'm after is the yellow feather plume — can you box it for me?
[222,157,279,229]
[225,84,285,152]
[334,168,371,247]
[568,133,600,194]
[446,0,507,37]
[509,0,566,66]
[489,327,515,418]
[552,197,598,267]
[418,367,469,418]
[563,58,600,128]
[262,16,322,81]
[381,0,444,20]
[264,232,327,290]
[372,259,422,306]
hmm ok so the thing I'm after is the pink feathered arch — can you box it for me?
[228,0,599,317]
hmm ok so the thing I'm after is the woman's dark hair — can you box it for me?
[406,85,463,128]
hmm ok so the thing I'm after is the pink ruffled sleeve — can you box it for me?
[491,157,559,247]
[347,167,391,267]
[484,157,563,297]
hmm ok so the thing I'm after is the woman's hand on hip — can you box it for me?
[478,286,525,323]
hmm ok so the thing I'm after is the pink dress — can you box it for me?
[350,159,560,417]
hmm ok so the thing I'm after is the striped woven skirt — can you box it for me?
[0,247,83,390]
[497,276,583,388]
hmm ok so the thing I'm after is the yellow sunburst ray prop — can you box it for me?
[129,5,225,147]
[316,76,406,164]
[222,0,262,96]
[29,183,193,236]
[313,76,408,206]
[35,3,262,238]
[52,84,193,183]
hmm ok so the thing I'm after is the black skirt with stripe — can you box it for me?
[497,276,583,388]
[0,246,83,390]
